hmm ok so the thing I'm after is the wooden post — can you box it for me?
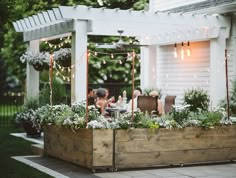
[86,50,89,126]
[49,54,53,106]
[131,50,135,122]
[225,49,230,120]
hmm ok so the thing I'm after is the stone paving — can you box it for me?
[12,155,236,178]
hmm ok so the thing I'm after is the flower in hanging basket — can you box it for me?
[53,48,71,67]
[20,51,50,71]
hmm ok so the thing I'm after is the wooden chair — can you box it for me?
[164,95,176,114]
[137,96,158,114]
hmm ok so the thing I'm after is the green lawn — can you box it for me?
[0,105,22,117]
[0,127,52,178]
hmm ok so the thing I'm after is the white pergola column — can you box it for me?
[210,28,228,109]
[26,40,39,98]
[71,20,88,103]
[140,45,157,90]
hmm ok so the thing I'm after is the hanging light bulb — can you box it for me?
[94,52,98,56]
[111,53,114,59]
[103,60,106,64]
[181,42,184,60]
[186,41,191,57]
[174,43,177,58]
[119,60,122,64]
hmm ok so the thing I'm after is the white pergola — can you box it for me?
[13,5,231,106]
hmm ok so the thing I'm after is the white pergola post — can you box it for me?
[71,20,88,103]
[210,28,228,109]
[140,45,157,89]
[26,40,39,99]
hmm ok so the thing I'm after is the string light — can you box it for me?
[110,53,114,59]
[44,36,71,49]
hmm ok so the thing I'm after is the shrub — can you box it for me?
[183,88,210,112]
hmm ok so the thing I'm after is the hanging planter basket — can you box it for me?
[54,48,71,67]
[57,57,71,67]
[20,51,50,71]
[32,62,45,71]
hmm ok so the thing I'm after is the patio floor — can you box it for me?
[11,133,236,178]
[12,155,236,178]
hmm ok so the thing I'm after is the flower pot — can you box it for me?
[23,121,41,138]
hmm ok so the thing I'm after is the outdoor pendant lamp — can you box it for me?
[186,41,191,57]
[174,43,177,58]
[181,42,184,60]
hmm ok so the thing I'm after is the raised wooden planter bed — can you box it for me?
[44,125,236,171]
[43,126,113,171]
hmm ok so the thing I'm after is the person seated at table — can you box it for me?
[88,87,96,106]
[95,88,108,115]
[149,90,163,116]
[127,89,142,112]
[104,88,115,107]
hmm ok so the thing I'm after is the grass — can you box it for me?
[0,127,52,178]
[0,105,22,117]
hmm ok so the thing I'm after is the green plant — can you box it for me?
[23,96,39,110]
[39,78,68,105]
[169,105,190,126]
[183,88,210,112]
[198,111,222,128]
[15,109,41,132]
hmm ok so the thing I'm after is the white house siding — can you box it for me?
[156,41,210,105]
[226,15,236,91]
[149,0,206,12]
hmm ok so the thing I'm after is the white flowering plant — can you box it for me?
[20,51,50,71]
[53,48,71,67]
[15,109,41,131]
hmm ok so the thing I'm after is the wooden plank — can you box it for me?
[44,126,93,168]
[115,148,236,168]
[44,126,113,169]
[116,137,236,152]
[93,129,113,167]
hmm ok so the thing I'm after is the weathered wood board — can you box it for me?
[44,126,113,169]
[115,126,236,168]
[44,125,236,170]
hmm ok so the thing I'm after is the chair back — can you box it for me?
[164,95,176,113]
[137,96,158,114]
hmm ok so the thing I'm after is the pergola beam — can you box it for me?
[59,6,229,28]
[23,20,74,41]
[13,5,230,43]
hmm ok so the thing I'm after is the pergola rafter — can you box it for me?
[13,5,230,45]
